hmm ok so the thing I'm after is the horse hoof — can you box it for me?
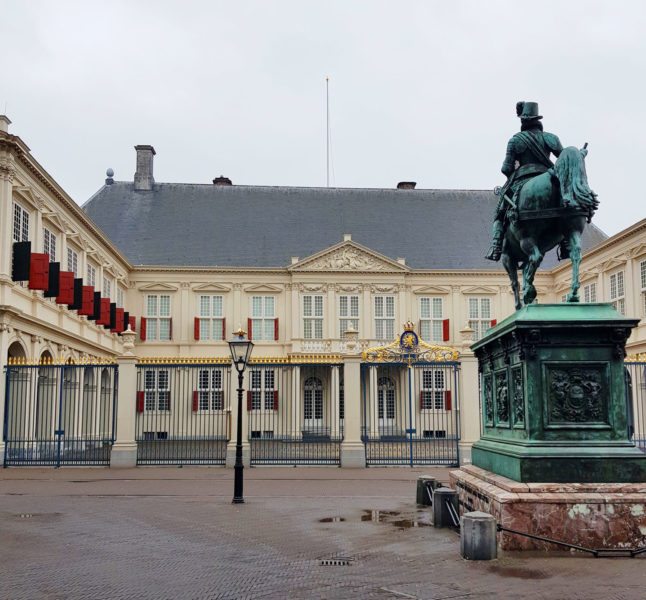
[566,294,580,303]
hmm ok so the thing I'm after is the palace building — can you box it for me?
[1,115,644,468]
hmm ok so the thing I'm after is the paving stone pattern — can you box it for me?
[0,467,645,599]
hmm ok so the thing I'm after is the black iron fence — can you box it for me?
[361,362,460,466]
[626,359,646,450]
[246,359,343,465]
[3,359,117,466]
[135,359,231,465]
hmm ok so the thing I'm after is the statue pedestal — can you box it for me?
[470,303,646,483]
[451,465,646,551]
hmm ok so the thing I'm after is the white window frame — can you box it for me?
[419,297,443,342]
[197,368,224,411]
[13,202,29,243]
[103,275,111,299]
[250,295,275,341]
[583,282,597,303]
[144,369,170,411]
[250,369,275,411]
[117,287,124,309]
[303,295,324,339]
[421,369,446,410]
[468,297,492,342]
[67,247,79,277]
[146,294,171,341]
[43,227,56,261]
[338,295,359,338]
[609,271,625,315]
[374,296,395,340]
[87,263,96,288]
[199,295,224,341]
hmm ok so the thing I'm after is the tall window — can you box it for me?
[250,369,275,410]
[198,368,223,410]
[87,263,96,287]
[117,287,124,308]
[43,228,56,261]
[421,369,445,410]
[419,297,443,342]
[609,271,625,315]
[303,295,323,339]
[67,247,78,277]
[641,260,646,316]
[583,282,597,303]
[103,276,111,299]
[468,297,492,341]
[374,296,395,340]
[200,295,224,340]
[339,295,359,337]
[250,295,275,340]
[144,369,170,411]
[146,294,171,341]
[13,203,29,242]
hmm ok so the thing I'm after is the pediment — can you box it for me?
[412,285,451,295]
[289,241,408,273]
[193,283,231,292]
[461,285,498,295]
[629,243,646,260]
[137,282,179,292]
[599,257,627,271]
[243,284,282,293]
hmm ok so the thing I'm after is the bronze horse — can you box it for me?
[500,146,598,310]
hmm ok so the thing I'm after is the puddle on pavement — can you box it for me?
[486,566,547,580]
[318,510,431,529]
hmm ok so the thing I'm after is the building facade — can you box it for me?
[1,116,644,468]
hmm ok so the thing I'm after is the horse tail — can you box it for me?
[553,146,599,216]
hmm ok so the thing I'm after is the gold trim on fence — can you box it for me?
[7,356,118,366]
[135,354,342,365]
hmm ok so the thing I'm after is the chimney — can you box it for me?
[397,181,416,190]
[134,145,156,191]
[0,115,11,133]
[213,176,232,186]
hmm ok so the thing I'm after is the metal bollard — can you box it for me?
[416,476,436,506]
[432,487,458,528]
[460,511,497,560]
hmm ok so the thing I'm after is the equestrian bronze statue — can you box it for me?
[486,101,599,310]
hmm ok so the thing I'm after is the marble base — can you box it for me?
[450,465,646,551]
[110,443,138,468]
[340,442,367,468]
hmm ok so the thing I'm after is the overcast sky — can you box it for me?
[1,0,645,237]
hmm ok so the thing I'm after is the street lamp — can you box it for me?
[228,327,254,504]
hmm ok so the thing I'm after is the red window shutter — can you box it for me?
[99,298,111,325]
[419,321,422,339]
[112,308,124,333]
[169,318,173,340]
[247,318,252,341]
[136,391,144,413]
[56,271,75,304]
[79,286,95,316]
[140,317,147,341]
[420,390,424,410]
[193,391,198,412]
[28,253,50,291]
[273,390,278,411]
[222,318,226,341]
[490,319,497,327]
[129,316,136,333]
[247,390,252,411]
[442,318,450,342]
[274,318,279,341]
[445,390,452,411]
[194,317,200,341]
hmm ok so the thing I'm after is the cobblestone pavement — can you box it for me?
[1,466,645,600]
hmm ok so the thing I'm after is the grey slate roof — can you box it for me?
[82,183,607,270]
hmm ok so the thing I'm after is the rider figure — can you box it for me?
[485,101,564,261]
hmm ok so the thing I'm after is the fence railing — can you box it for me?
[626,357,646,451]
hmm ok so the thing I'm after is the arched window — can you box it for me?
[377,376,396,426]
[303,377,323,429]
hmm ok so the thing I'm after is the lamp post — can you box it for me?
[228,327,254,504]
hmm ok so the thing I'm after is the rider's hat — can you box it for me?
[516,101,543,120]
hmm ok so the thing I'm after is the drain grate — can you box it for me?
[320,556,354,566]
